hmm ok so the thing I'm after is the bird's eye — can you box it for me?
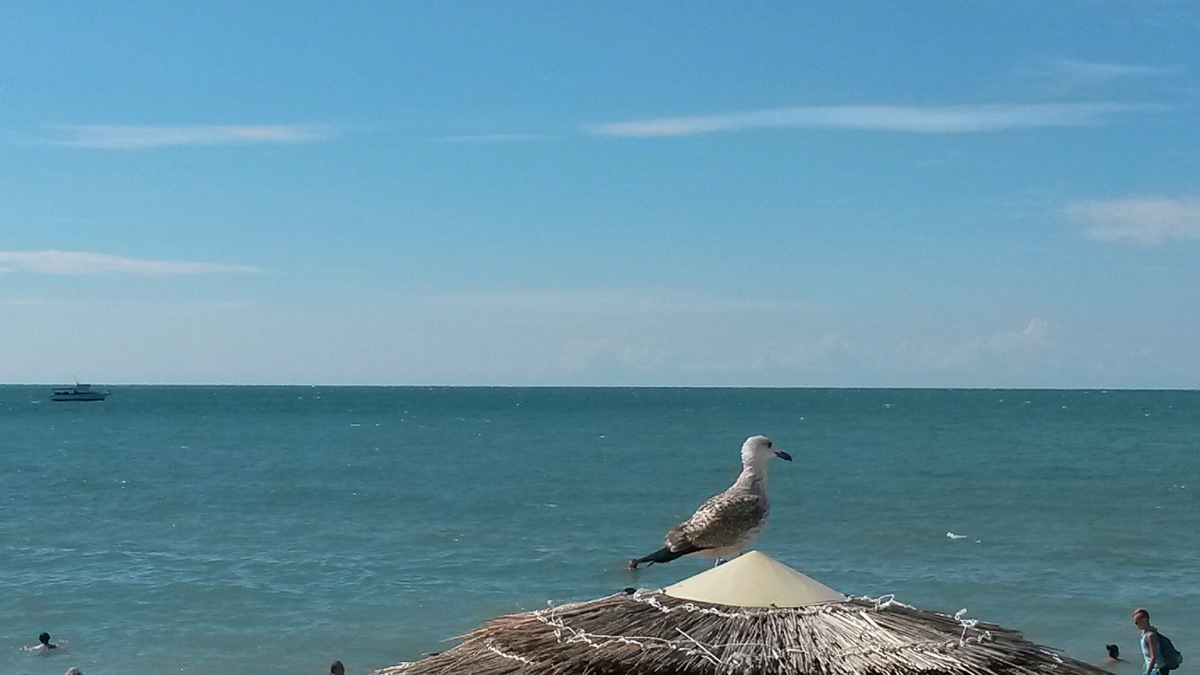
[766,441,773,448]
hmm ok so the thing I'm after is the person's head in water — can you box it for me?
[39,633,57,649]
[330,660,345,675]
[1106,644,1121,660]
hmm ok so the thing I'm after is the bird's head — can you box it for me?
[742,435,791,466]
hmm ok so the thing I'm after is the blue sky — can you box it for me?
[2,2,1198,387]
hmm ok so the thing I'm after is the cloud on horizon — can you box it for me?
[39,124,331,149]
[925,319,1052,370]
[431,288,807,315]
[1067,197,1200,245]
[590,103,1143,137]
[0,251,260,275]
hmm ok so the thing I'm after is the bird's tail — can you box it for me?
[628,545,701,570]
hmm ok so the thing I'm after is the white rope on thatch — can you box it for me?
[599,591,985,664]
[534,597,793,669]
[483,643,535,665]
[635,588,866,619]
[871,593,899,609]
[954,609,975,635]
[378,589,1114,675]
[536,601,725,664]
[542,599,795,670]
[546,591,1005,668]
[674,628,723,666]
[635,591,756,619]
[866,596,996,649]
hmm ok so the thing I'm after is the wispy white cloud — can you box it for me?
[39,124,331,149]
[433,288,802,314]
[1053,59,1169,83]
[1066,197,1200,245]
[429,133,557,144]
[926,319,1051,369]
[590,103,1142,138]
[964,318,1050,356]
[1021,59,1172,89]
[0,251,260,275]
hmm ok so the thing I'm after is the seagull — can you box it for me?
[628,435,791,569]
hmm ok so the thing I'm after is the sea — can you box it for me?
[1,386,1196,674]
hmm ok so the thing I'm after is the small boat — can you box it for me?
[50,382,110,402]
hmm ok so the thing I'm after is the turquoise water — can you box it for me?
[2,386,1196,674]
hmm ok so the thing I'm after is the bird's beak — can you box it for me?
[775,450,793,461]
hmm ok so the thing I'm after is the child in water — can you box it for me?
[28,632,59,654]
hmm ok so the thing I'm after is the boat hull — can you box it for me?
[50,384,110,402]
[51,393,109,402]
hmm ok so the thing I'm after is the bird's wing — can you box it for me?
[665,490,767,551]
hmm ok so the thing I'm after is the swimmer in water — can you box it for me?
[28,632,59,654]
[1106,644,1124,663]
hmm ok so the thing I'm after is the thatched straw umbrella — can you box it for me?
[375,551,1111,675]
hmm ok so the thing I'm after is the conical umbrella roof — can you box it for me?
[374,552,1112,675]
[663,550,845,608]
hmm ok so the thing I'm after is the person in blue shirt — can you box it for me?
[1133,608,1172,675]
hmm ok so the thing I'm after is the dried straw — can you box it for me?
[374,590,1111,674]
